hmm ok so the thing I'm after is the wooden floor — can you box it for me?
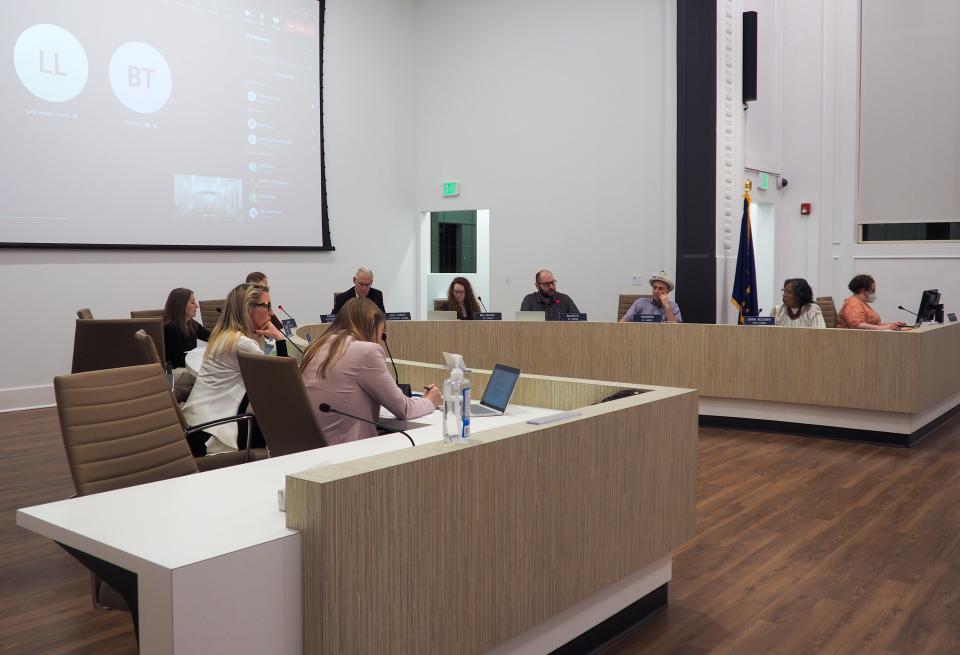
[2,408,958,655]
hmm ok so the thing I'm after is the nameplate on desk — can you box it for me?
[281,318,297,337]
[385,312,412,321]
[637,314,662,323]
[319,314,336,324]
[744,316,775,326]
[475,312,502,320]
[948,312,958,322]
[558,313,587,322]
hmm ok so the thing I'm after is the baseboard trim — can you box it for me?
[0,384,55,413]
[550,583,668,655]
[700,401,960,448]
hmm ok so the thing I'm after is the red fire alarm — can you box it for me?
[800,203,812,215]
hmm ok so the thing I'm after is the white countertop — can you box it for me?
[17,403,555,572]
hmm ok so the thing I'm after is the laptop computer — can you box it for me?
[471,364,522,416]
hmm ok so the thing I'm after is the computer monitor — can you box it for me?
[915,289,943,325]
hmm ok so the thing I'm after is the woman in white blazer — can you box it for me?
[181,283,286,455]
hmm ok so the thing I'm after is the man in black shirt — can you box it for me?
[332,266,386,314]
[519,269,580,320]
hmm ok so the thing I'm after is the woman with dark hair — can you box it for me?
[837,274,906,330]
[301,297,441,445]
[163,287,211,401]
[440,277,481,319]
[770,278,826,328]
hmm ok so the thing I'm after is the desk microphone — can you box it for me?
[274,305,304,354]
[318,403,415,446]
[381,333,411,396]
[477,296,488,313]
[897,305,918,318]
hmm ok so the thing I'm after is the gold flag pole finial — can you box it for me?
[744,178,752,194]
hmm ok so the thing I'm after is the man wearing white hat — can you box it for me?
[619,272,683,323]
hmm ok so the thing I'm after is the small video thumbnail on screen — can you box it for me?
[174,174,244,221]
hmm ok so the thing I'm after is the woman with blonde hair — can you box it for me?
[181,283,286,455]
[440,277,481,319]
[301,297,441,445]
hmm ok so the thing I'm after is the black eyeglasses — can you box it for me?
[252,302,272,310]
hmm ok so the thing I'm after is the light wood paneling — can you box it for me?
[286,374,698,655]
[918,323,960,411]
[356,320,960,413]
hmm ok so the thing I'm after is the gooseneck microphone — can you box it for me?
[318,403,415,446]
[897,305,918,318]
[274,305,304,354]
[477,296,488,313]
[381,333,411,396]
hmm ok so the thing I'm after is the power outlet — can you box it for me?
[631,275,645,287]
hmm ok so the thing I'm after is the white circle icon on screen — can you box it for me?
[249,208,259,219]
[248,134,257,145]
[247,118,257,129]
[14,24,89,103]
[247,91,257,102]
[109,42,172,114]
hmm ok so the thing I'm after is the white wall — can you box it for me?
[4,0,680,411]
[1,0,420,410]
[413,0,677,320]
[722,0,960,325]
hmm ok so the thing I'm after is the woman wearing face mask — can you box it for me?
[836,274,906,330]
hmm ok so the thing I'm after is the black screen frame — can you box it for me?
[1,0,333,252]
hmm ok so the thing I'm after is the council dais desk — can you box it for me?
[297,321,960,446]
[18,360,698,655]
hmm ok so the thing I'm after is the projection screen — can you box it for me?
[1,0,330,250]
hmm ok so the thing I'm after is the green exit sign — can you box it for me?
[759,172,769,190]
[441,181,460,197]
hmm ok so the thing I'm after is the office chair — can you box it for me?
[71,318,166,374]
[237,351,329,457]
[198,299,225,329]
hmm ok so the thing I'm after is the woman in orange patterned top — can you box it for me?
[836,274,906,330]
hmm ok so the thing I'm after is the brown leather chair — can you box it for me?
[816,296,838,328]
[76,308,93,319]
[198,298,225,328]
[433,298,448,311]
[130,309,165,319]
[132,330,265,467]
[618,294,651,321]
[53,363,256,619]
[71,318,166,374]
[237,351,328,457]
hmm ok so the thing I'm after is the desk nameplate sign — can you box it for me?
[475,312,502,320]
[744,316,775,326]
[281,318,297,337]
[557,313,588,322]
[949,312,958,322]
[319,314,336,324]
[637,314,663,323]
[385,312,412,321]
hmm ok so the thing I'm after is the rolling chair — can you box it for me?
[237,351,329,457]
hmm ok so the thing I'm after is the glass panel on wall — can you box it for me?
[860,222,960,242]
[431,210,477,273]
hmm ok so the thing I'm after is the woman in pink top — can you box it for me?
[300,297,442,445]
[836,274,906,330]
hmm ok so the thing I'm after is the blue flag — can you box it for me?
[731,192,759,323]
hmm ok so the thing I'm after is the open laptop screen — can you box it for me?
[480,364,522,412]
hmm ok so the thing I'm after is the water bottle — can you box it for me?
[443,367,471,444]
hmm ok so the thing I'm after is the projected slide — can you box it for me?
[1,0,328,249]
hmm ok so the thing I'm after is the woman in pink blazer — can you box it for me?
[300,297,442,445]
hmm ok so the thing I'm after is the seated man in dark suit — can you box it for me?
[332,266,386,314]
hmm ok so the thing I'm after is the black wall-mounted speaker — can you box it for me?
[743,11,758,103]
